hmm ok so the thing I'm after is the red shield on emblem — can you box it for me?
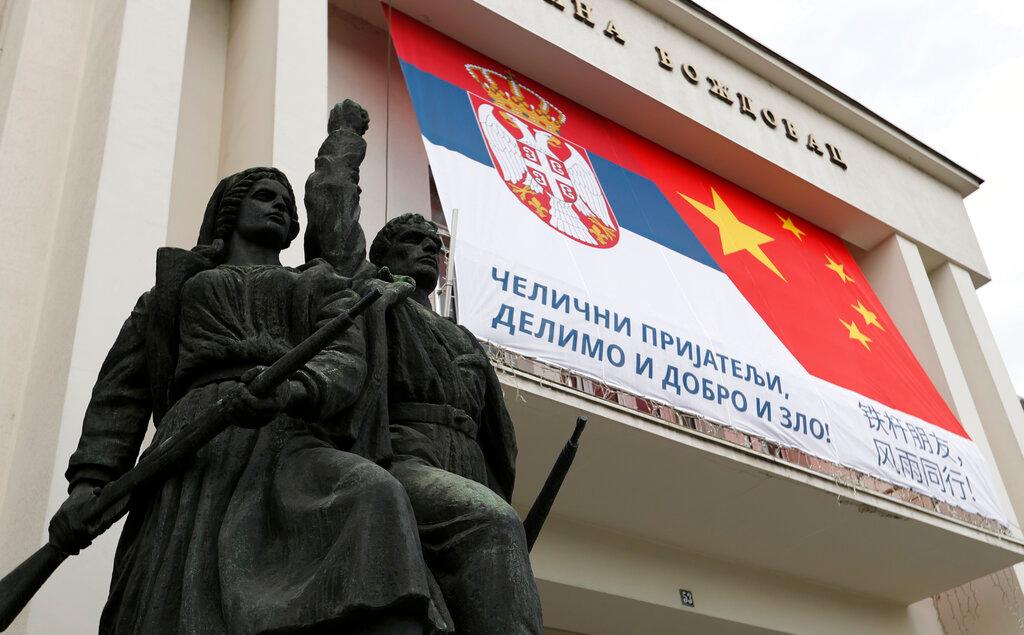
[557,181,578,203]
[471,92,619,249]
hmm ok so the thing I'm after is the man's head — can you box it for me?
[369,213,443,294]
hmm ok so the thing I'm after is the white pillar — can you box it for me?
[857,234,1019,530]
[327,5,432,244]
[929,261,1024,632]
[931,262,1024,519]
[857,234,1024,632]
[165,0,230,249]
[19,1,192,632]
[219,0,328,266]
[0,0,109,552]
[272,0,328,267]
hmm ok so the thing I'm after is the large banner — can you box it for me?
[388,10,1006,524]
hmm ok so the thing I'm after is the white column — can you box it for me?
[219,0,328,266]
[929,261,1024,632]
[272,0,327,266]
[165,0,230,249]
[857,234,1024,632]
[218,0,277,175]
[327,5,432,245]
[856,234,1019,529]
[0,0,103,568]
[21,1,192,632]
[931,262,1024,519]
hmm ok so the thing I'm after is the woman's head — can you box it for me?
[197,167,299,254]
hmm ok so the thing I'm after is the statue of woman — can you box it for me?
[49,161,450,633]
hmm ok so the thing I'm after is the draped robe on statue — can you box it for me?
[65,173,450,633]
[305,115,543,634]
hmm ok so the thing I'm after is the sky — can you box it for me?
[697,0,1024,394]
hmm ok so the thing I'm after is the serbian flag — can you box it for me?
[387,9,1005,523]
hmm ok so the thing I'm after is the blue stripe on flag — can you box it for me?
[588,154,720,271]
[400,60,493,167]
[398,59,720,271]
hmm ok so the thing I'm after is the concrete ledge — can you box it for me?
[501,353,1024,602]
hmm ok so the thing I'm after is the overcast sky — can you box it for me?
[697,0,1024,394]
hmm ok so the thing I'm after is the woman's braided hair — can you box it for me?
[214,167,299,246]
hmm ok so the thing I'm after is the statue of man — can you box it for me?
[306,102,543,634]
[49,154,450,632]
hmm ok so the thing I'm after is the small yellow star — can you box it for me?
[679,188,785,281]
[776,214,806,241]
[851,300,885,331]
[840,318,872,350]
[825,254,854,283]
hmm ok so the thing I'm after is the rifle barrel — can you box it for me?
[523,416,587,551]
[0,545,67,631]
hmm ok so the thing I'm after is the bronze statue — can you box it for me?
[2,99,558,635]
[44,160,450,633]
[306,101,543,634]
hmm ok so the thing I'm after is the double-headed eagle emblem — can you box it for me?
[468,64,619,248]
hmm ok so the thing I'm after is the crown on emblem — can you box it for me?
[466,64,566,133]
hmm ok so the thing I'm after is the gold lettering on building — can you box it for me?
[681,63,699,85]
[655,46,673,70]
[603,20,625,44]
[538,0,850,170]
[572,0,595,26]
[782,118,799,141]
[826,143,847,169]
[736,93,756,120]
[806,133,824,155]
[706,76,733,105]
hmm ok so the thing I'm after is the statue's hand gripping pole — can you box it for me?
[0,288,383,632]
[523,416,587,552]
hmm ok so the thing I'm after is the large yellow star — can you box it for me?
[776,214,806,241]
[825,254,854,283]
[851,300,885,331]
[679,188,785,281]
[840,318,872,350]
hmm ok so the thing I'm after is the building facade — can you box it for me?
[2,0,1024,633]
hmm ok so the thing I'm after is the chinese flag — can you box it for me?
[664,169,964,437]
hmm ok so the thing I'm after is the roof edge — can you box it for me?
[646,0,984,195]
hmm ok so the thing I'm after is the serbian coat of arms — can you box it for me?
[467,64,619,248]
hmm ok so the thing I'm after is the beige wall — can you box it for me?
[535,516,929,635]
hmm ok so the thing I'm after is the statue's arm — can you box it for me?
[291,288,369,425]
[64,293,153,493]
[303,100,372,276]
